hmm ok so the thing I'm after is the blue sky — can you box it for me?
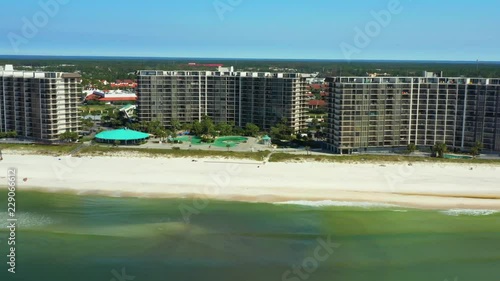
[0,0,499,61]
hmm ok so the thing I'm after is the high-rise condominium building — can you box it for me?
[137,67,309,132]
[326,74,500,154]
[0,65,81,142]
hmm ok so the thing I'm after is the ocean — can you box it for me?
[1,191,499,281]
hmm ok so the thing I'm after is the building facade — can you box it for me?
[137,68,309,132]
[327,75,500,154]
[0,65,81,142]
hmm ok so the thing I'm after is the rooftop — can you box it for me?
[0,64,81,79]
[137,68,313,78]
[328,76,500,85]
[95,129,149,141]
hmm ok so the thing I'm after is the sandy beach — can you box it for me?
[1,152,500,210]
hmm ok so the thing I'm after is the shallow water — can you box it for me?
[0,191,499,281]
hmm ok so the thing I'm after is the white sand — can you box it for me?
[1,153,500,210]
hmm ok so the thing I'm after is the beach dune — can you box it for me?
[1,154,500,210]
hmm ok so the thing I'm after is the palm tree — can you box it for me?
[407,143,417,154]
[470,141,483,156]
[433,142,448,158]
[157,129,167,142]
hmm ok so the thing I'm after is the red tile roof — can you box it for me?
[308,100,327,107]
[85,94,137,102]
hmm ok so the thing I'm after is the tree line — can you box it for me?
[3,58,500,84]
[96,109,303,143]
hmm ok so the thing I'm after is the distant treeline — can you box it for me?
[1,57,499,84]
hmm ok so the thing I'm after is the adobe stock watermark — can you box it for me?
[282,236,340,281]
[213,0,243,21]
[383,162,416,193]
[110,268,135,281]
[179,162,241,223]
[339,0,404,60]
[7,0,70,53]
[52,155,83,181]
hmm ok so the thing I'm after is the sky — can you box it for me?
[0,0,499,61]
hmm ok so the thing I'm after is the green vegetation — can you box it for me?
[406,143,417,154]
[216,122,235,136]
[308,108,327,115]
[79,136,94,142]
[0,143,78,155]
[140,116,263,141]
[156,130,168,142]
[80,104,115,115]
[77,145,270,161]
[0,131,18,138]
[270,118,294,141]
[4,58,500,81]
[433,142,448,158]
[268,153,500,164]
[2,143,500,165]
[126,120,165,135]
[470,142,484,156]
[200,115,216,137]
[80,118,94,131]
[170,119,182,132]
[244,123,260,137]
[59,131,79,142]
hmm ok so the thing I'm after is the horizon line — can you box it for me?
[1,54,499,64]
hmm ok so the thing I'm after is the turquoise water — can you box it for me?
[213,136,248,148]
[173,136,248,147]
[173,136,203,144]
[444,154,473,159]
[0,191,499,281]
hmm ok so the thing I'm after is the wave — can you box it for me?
[441,209,499,216]
[274,200,399,208]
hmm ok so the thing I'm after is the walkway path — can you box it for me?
[68,142,90,156]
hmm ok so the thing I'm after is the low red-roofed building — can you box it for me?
[308,100,327,109]
[85,90,137,103]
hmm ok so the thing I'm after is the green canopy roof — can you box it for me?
[95,129,150,141]
[120,104,134,111]
[262,135,271,140]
